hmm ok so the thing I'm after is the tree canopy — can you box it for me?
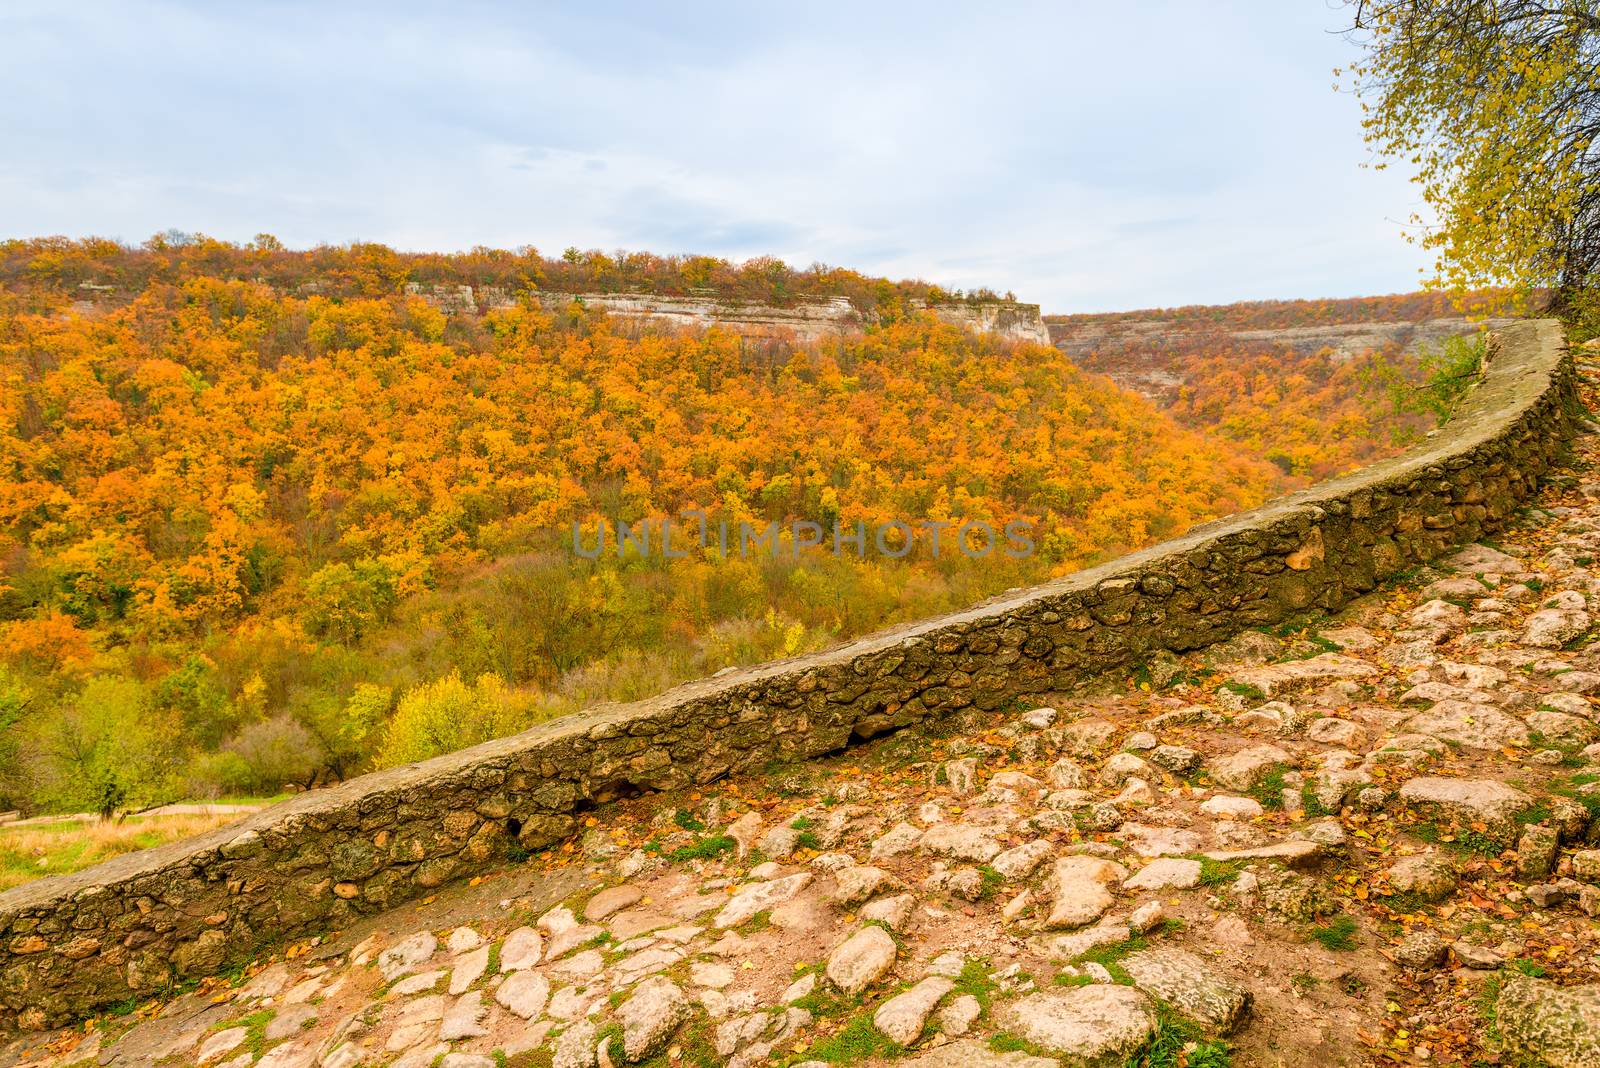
[1343,1,1600,311]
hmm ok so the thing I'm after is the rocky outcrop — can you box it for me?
[402,284,1050,345]
[534,292,861,342]
[1046,315,1518,403]
[920,300,1051,345]
[1495,976,1600,1068]
[0,321,1575,1028]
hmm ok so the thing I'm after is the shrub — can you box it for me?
[373,671,533,768]
[223,714,323,793]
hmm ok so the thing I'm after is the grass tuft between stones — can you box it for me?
[1310,913,1359,952]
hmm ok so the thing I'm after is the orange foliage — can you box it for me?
[1045,290,1507,330]
[0,238,1429,796]
[0,240,1293,671]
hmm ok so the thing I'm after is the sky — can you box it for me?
[0,1,1432,313]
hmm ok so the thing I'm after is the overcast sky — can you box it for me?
[0,1,1429,313]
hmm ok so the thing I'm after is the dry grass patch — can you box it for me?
[0,813,248,890]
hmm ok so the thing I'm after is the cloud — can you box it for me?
[0,0,1431,311]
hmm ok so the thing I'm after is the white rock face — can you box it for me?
[1123,857,1203,891]
[379,932,439,982]
[620,976,692,1061]
[1000,986,1156,1061]
[928,301,1052,345]
[715,873,813,928]
[873,977,955,1043]
[494,970,550,1019]
[826,925,898,994]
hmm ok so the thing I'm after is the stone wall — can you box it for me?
[0,320,1577,1030]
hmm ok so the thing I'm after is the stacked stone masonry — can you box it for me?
[0,320,1578,1029]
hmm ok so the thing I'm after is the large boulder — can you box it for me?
[1495,976,1600,1068]
[826,925,897,994]
[998,986,1156,1066]
[1398,776,1532,842]
[1043,856,1126,930]
[1120,948,1252,1033]
[619,977,691,1061]
[1399,701,1530,750]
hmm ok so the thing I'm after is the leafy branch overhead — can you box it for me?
[1343,1,1600,312]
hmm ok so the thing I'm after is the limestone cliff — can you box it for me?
[920,300,1052,345]
[402,283,1048,345]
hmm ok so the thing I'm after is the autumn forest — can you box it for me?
[0,236,1471,818]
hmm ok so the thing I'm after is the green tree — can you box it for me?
[298,683,392,776]
[302,558,399,644]
[0,667,33,809]
[34,679,176,818]
[1343,2,1600,308]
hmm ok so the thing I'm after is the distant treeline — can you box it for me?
[1046,290,1517,330]
[1,234,1013,315]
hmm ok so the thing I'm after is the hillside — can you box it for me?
[11,361,1600,1068]
[1046,293,1510,482]
[0,238,1345,822]
[3,235,1013,317]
